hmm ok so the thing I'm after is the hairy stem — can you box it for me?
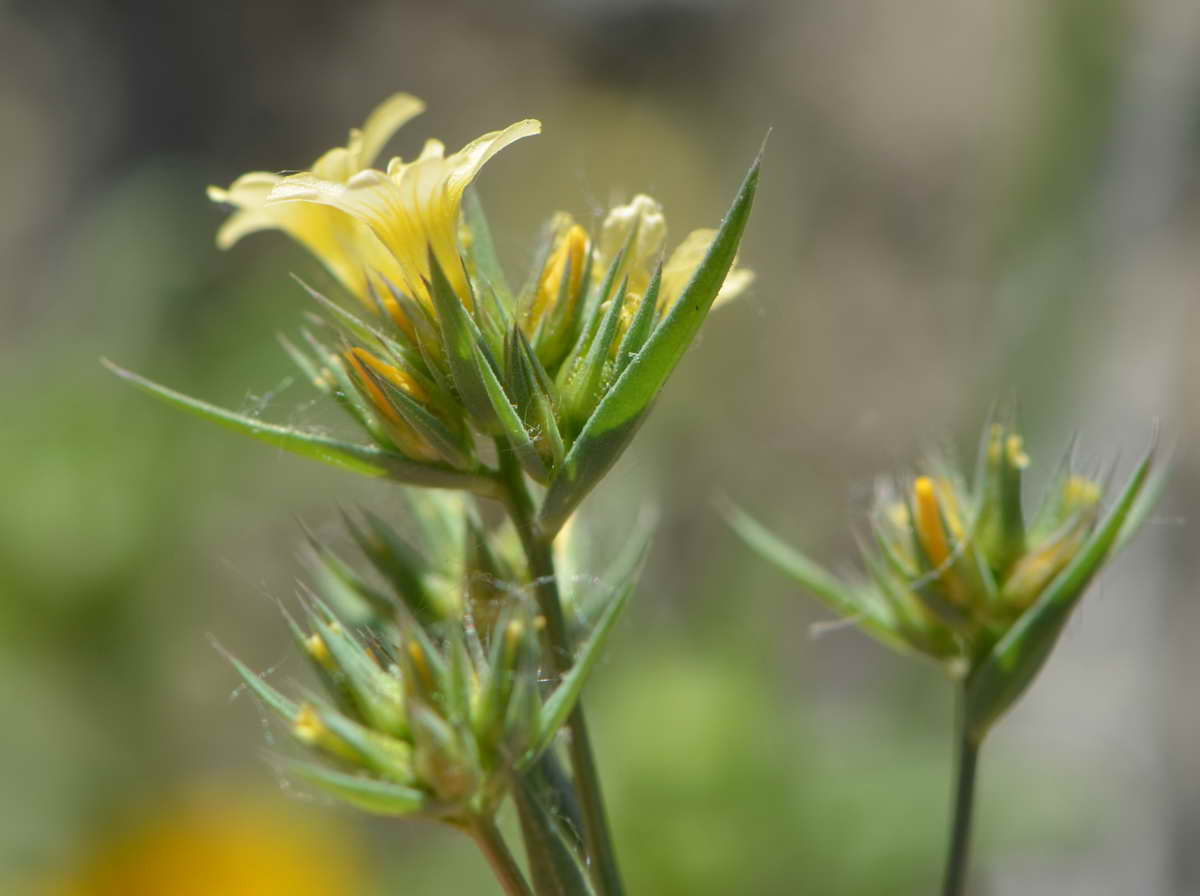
[470,816,534,896]
[495,438,625,896]
[942,689,981,896]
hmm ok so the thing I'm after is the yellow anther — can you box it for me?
[304,633,332,666]
[1005,434,1029,469]
[1062,475,1101,515]
[504,619,525,653]
[913,476,951,572]
[533,615,547,632]
[407,640,435,693]
[293,704,324,744]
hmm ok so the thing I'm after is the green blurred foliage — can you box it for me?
[1,0,1196,893]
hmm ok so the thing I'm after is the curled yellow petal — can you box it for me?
[271,119,541,314]
[207,94,425,311]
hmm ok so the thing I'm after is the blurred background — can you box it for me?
[2,0,1199,893]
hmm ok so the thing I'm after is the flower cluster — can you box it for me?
[204,93,756,532]
[731,420,1161,741]
[229,493,638,824]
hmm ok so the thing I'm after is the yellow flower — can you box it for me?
[268,119,541,314]
[207,94,423,315]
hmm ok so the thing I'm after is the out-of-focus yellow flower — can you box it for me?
[269,119,541,314]
[595,194,754,316]
[208,94,423,316]
[44,792,368,896]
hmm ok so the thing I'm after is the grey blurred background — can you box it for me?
[1,0,1198,893]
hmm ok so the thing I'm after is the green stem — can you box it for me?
[942,690,981,896]
[495,438,625,896]
[470,816,534,896]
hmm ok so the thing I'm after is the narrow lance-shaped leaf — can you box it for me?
[539,154,761,534]
[526,541,647,761]
[104,360,500,495]
[513,768,597,896]
[278,758,426,816]
[964,443,1157,742]
[214,640,299,722]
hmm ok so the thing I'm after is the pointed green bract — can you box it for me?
[528,542,645,761]
[471,339,550,483]
[964,444,1157,741]
[462,188,514,306]
[280,758,426,815]
[427,251,502,433]
[104,360,499,494]
[539,156,761,534]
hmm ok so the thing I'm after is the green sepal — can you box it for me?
[306,704,416,785]
[349,357,474,470]
[308,609,408,739]
[511,326,566,469]
[279,758,426,816]
[343,509,447,625]
[293,276,390,354]
[462,188,513,306]
[964,442,1158,742]
[538,155,760,534]
[527,541,645,761]
[558,276,627,437]
[104,360,500,495]
[472,338,550,483]
[428,250,502,433]
[216,642,299,722]
[613,264,662,376]
[278,334,330,394]
[304,533,397,624]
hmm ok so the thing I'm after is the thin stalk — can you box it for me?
[942,688,981,896]
[495,438,625,896]
[470,816,534,896]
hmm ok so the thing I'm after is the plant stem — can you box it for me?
[470,816,534,896]
[495,439,625,896]
[942,689,981,896]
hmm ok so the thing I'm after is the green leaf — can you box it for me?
[279,758,426,815]
[513,767,597,896]
[104,360,500,495]
[528,541,645,760]
[964,443,1157,742]
[724,502,908,650]
[539,155,761,533]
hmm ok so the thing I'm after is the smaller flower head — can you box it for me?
[732,419,1162,738]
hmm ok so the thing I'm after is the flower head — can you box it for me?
[731,419,1162,740]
